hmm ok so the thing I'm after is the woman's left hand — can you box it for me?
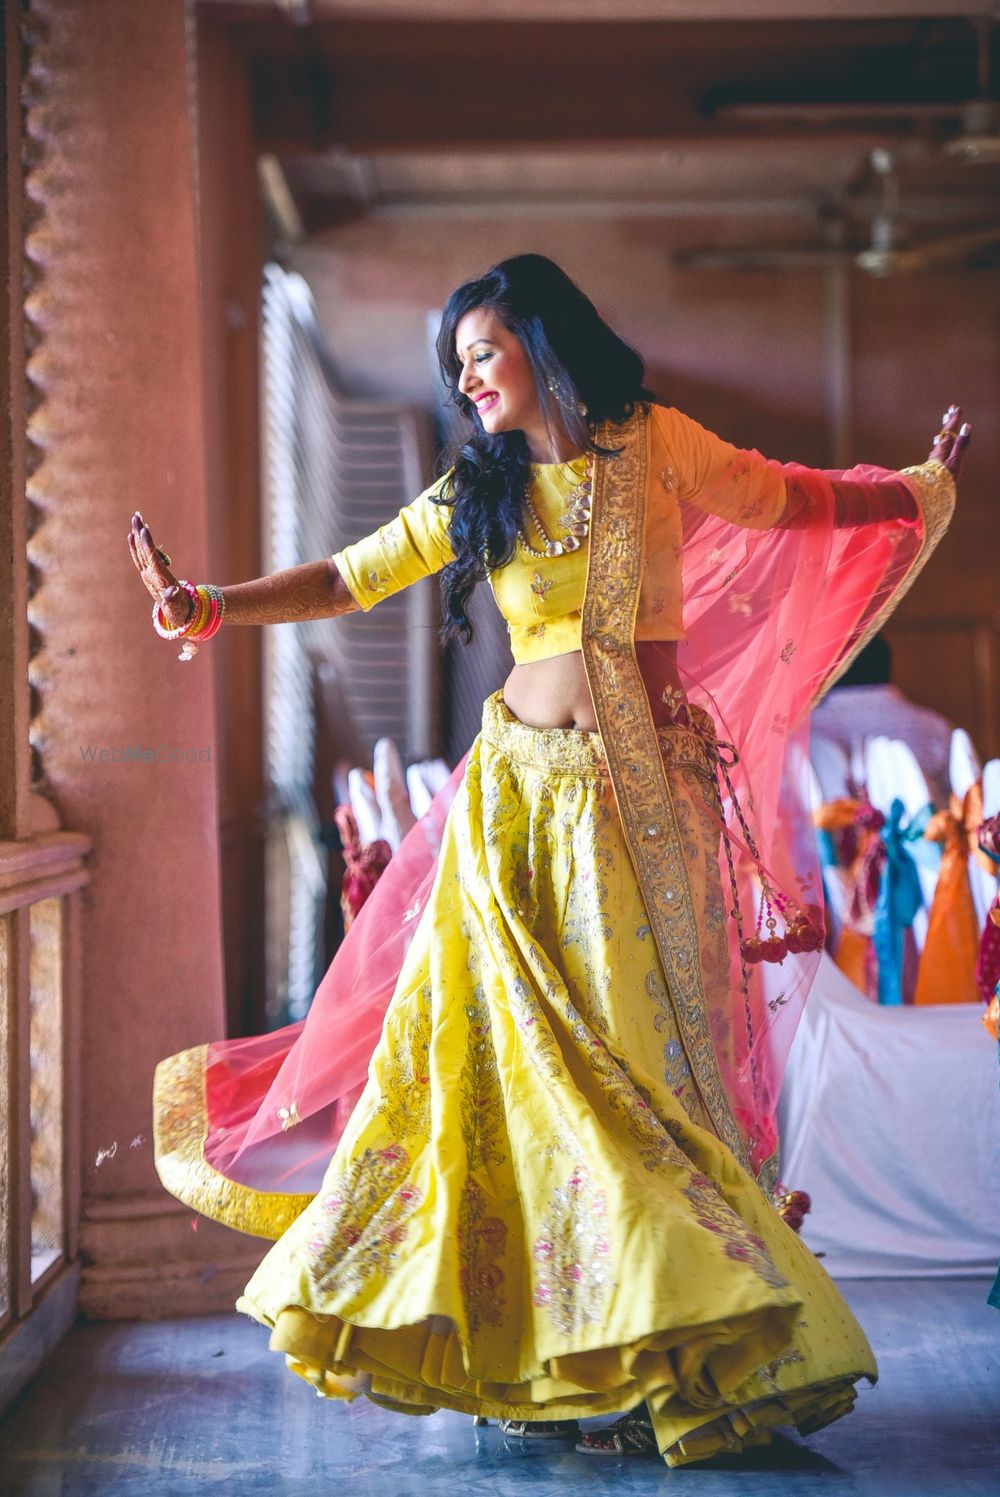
[928,404,971,481]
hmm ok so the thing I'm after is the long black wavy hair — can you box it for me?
[434,254,653,644]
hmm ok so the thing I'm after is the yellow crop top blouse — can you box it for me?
[331,404,787,665]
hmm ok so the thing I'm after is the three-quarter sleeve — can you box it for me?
[331,475,456,611]
[652,405,787,529]
[652,404,922,533]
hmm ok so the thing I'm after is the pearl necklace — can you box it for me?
[517,455,594,559]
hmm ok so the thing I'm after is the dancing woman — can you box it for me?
[134,255,967,1466]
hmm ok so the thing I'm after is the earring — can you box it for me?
[547,373,580,413]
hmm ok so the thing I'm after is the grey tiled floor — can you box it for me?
[0,1278,997,1496]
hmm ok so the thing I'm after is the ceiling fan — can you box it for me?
[673,144,1000,275]
[678,18,1000,286]
[851,146,1000,275]
[942,16,1000,163]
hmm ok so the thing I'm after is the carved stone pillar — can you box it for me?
[23,0,259,1316]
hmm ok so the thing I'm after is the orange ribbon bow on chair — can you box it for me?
[913,787,986,1006]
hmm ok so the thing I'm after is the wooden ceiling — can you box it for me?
[201,3,1000,254]
[206,2,998,19]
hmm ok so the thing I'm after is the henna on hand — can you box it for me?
[929,404,970,481]
[129,507,358,629]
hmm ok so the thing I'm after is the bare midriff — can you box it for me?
[502,641,684,732]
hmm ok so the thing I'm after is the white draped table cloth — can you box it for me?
[778,954,1000,1278]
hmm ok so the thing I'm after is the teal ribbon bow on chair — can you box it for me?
[873,799,935,1006]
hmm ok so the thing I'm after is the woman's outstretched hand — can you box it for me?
[928,404,970,482]
[128,511,192,631]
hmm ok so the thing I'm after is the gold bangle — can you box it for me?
[186,588,210,638]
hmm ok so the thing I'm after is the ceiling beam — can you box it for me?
[301,194,820,229]
[206,2,1000,21]
[241,18,984,153]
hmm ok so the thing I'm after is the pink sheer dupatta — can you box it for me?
[665,458,952,1174]
[195,761,464,1214]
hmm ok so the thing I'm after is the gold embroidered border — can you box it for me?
[153,1045,312,1241]
[812,458,956,706]
[581,412,752,1175]
[758,1146,780,1198]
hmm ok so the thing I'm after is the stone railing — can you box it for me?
[0,823,90,1408]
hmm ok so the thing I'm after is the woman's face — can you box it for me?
[454,306,540,442]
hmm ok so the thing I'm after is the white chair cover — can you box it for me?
[982,758,1000,820]
[778,953,1000,1277]
[406,759,452,819]
[948,734,994,927]
[949,727,982,803]
[373,737,416,852]
[964,757,1000,929]
[809,732,852,805]
[347,767,382,847]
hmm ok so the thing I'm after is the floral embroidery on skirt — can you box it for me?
[238,692,876,1466]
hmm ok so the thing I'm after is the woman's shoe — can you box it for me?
[576,1408,658,1457]
[498,1418,581,1440]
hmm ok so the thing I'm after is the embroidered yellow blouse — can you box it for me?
[331,404,787,665]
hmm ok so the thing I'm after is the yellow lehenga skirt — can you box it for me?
[238,692,876,1467]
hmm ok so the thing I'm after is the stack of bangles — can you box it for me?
[151,581,226,661]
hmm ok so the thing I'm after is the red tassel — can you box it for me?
[773,1184,812,1233]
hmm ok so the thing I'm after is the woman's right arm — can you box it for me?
[218,473,460,622]
[129,511,359,630]
[130,474,454,635]
[219,559,359,625]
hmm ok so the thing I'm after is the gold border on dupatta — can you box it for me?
[812,457,956,706]
[581,411,753,1177]
[153,1045,312,1240]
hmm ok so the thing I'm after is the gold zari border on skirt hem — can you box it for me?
[153,1044,311,1240]
[240,1300,870,1468]
[251,1296,802,1420]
